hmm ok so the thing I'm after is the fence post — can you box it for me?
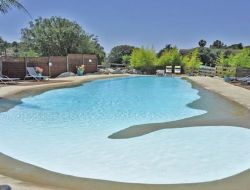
[0,56,2,75]
[66,55,69,72]
[82,54,84,65]
[24,57,28,75]
[48,56,51,77]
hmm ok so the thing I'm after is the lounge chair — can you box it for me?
[166,66,172,74]
[236,75,250,83]
[0,74,20,85]
[174,66,181,74]
[24,67,49,81]
[241,78,250,85]
[156,70,165,76]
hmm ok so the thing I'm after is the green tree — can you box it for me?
[227,48,250,68]
[0,36,9,56]
[216,52,227,66]
[211,40,226,49]
[21,16,105,59]
[199,48,218,66]
[227,43,243,50]
[130,47,157,73]
[11,41,19,56]
[122,55,131,65]
[157,44,174,57]
[87,36,106,64]
[157,48,181,67]
[19,49,40,57]
[198,40,207,48]
[0,0,30,16]
[182,49,202,73]
[108,45,135,64]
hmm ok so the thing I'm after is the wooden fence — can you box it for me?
[216,66,236,77]
[0,54,98,79]
[236,67,250,78]
[199,66,216,76]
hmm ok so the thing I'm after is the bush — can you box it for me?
[130,48,157,73]
[108,45,135,64]
[156,48,182,68]
[227,48,250,68]
[182,49,202,74]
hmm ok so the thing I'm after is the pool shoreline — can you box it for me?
[1,74,250,190]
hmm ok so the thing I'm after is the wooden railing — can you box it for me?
[216,66,236,77]
[199,66,216,76]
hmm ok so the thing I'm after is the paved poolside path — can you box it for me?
[186,76,250,110]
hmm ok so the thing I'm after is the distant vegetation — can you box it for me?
[0,16,105,63]
[112,40,250,74]
[107,45,135,64]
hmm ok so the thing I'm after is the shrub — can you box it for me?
[182,49,202,74]
[108,45,135,64]
[157,48,182,68]
[130,48,157,73]
[227,48,250,68]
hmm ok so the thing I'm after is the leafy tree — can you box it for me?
[198,40,207,48]
[21,16,105,60]
[216,52,227,66]
[227,48,250,68]
[157,48,181,67]
[199,48,217,66]
[224,50,233,58]
[88,36,106,64]
[11,41,19,56]
[227,43,243,50]
[19,49,40,57]
[182,49,202,73]
[0,0,30,16]
[122,55,131,65]
[0,36,9,56]
[211,40,226,49]
[157,44,174,57]
[108,45,135,64]
[130,47,157,73]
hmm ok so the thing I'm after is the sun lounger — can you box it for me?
[0,74,20,85]
[237,75,250,82]
[166,66,172,74]
[241,79,250,85]
[156,70,165,76]
[24,67,49,81]
[174,66,181,74]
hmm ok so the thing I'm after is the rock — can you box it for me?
[0,185,11,190]
[56,72,76,78]
[112,68,123,74]
[121,69,128,74]
[137,70,143,74]
[97,69,106,74]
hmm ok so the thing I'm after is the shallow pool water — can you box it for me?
[0,76,249,184]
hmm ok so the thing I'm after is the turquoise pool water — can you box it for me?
[0,76,250,184]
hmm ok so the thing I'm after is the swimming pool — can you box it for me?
[0,76,250,184]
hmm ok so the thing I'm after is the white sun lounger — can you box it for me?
[156,70,165,76]
[24,67,49,81]
[166,66,172,74]
[0,74,20,85]
[237,75,250,82]
[174,66,181,74]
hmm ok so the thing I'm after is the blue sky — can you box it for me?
[0,0,250,52]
